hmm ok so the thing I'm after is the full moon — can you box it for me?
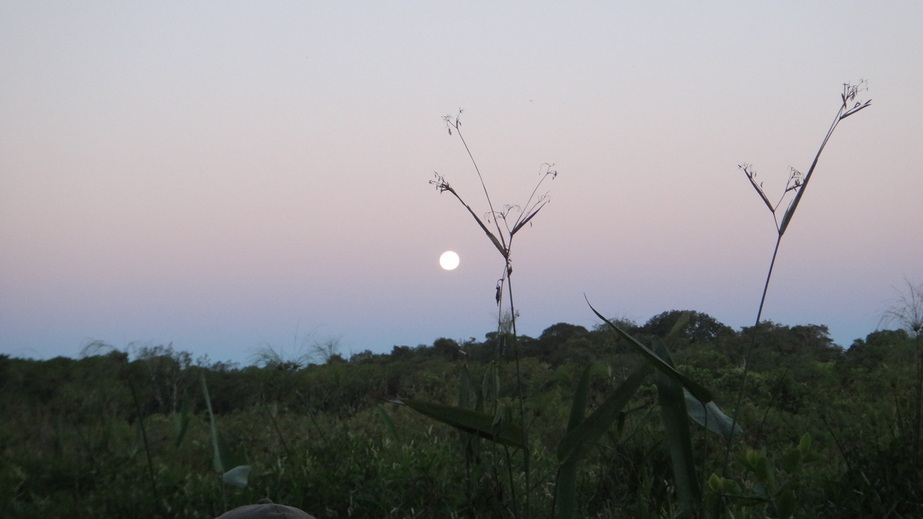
[439,250,460,270]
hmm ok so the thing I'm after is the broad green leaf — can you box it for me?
[173,396,191,448]
[200,373,232,473]
[653,338,701,514]
[587,298,713,403]
[684,389,744,439]
[221,465,251,487]
[555,363,602,519]
[797,432,813,454]
[555,458,579,519]
[775,488,797,519]
[557,363,652,464]
[567,363,598,431]
[390,398,525,449]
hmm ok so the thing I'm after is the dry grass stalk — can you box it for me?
[719,82,871,514]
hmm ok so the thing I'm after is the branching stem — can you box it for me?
[719,83,870,517]
[434,111,556,519]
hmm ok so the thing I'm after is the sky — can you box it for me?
[2,1,921,365]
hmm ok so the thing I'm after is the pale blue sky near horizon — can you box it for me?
[2,1,921,364]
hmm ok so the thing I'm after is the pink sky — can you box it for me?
[2,2,921,363]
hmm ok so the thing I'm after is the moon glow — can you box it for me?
[439,250,460,270]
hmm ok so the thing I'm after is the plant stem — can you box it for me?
[128,377,159,508]
[730,234,781,437]
[718,233,782,515]
[718,84,869,518]
[506,271,531,518]
[454,122,508,252]
[915,335,922,466]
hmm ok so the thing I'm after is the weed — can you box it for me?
[717,82,871,517]
[424,110,557,517]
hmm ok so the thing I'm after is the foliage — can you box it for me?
[1,320,921,517]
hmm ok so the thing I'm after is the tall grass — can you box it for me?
[717,81,871,516]
[409,84,873,518]
[414,111,740,519]
[427,110,557,517]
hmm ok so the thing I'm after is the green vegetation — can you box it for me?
[1,319,920,518]
[4,83,915,518]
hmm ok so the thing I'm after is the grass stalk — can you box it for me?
[505,274,532,515]
[428,111,556,517]
[127,377,159,508]
[719,82,871,514]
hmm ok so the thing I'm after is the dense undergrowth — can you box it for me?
[1,313,921,518]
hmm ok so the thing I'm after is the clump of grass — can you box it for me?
[879,278,923,465]
[880,279,923,338]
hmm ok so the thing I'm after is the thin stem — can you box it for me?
[915,335,922,466]
[506,271,531,518]
[436,113,555,518]
[128,377,160,509]
[820,413,853,474]
[453,122,509,253]
[512,164,555,235]
[718,83,869,518]
[719,233,782,500]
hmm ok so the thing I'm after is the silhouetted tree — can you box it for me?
[641,310,734,344]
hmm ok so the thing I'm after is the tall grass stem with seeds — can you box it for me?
[426,111,557,517]
[721,82,871,509]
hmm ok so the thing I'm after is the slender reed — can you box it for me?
[430,110,557,517]
[721,82,871,498]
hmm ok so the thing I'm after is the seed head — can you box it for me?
[430,172,451,193]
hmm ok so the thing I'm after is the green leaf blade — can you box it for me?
[557,363,652,464]
[221,465,252,488]
[684,390,744,439]
[394,398,526,449]
[653,339,701,514]
[586,298,713,403]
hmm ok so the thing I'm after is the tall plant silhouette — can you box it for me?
[430,110,557,322]
[429,111,556,368]
[422,112,731,518]
[426,110,556,516]
[738,82,870,331]
[723,81,871,490]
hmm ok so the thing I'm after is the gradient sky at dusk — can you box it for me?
[2,2,921,364]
